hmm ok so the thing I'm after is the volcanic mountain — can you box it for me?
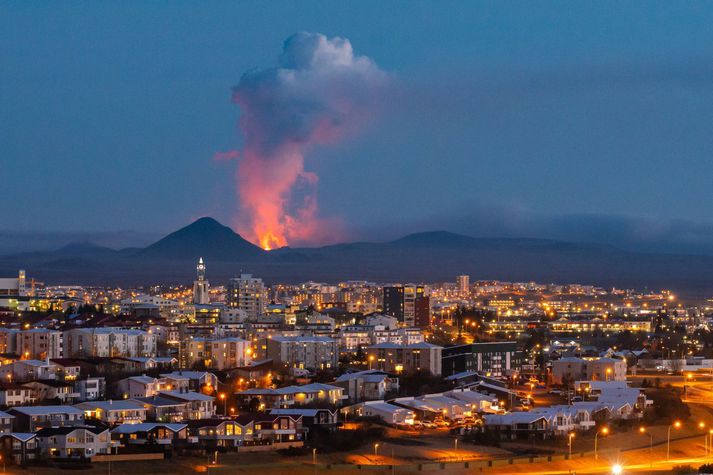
[139,217,264,261]
[3,217,713,295]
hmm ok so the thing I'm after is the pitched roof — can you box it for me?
[36,426,107,437]
[111,423,187,434]
[9,406,83,416]
[75,400,146,411]
[160,390,214,402]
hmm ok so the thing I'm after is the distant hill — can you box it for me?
[139,217,264,261]
[2,217,713,296]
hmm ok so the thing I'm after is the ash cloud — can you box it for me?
[228,32,389,250]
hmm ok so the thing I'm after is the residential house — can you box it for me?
[0,384,34,407]
[22,380,79,403]
[111,423,188,446]
[0,411,14,433]
[0,359,58,382]
[160,371,218,392]
[484,412,552,439]
[333,370,399,403]
[74,376,105,401]
[8,406,85,432]
[115,375,163,399]
[75,400,147,425]
[186,417,254,449]
[35,426,112,459]
[269,408,337,431]
[235,383,345,409]
[0,433,37,464]
[251,413,303,443]
[131,396,189,423]
[159,390,215,420]
[354,401,415,426]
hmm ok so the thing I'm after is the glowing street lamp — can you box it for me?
[568,432,575,457]
[667,420,682,460]
[595,427,609,460]
[611,463,622,475]
[219,392,227,415]
[700,422,708,456]
[374,443,380,457]
[638,427,653,467]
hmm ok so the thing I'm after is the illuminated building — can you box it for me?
[16,329,62,360]
[456,275,470,294]
[0,270,26,296]
[383,285,430,327]
[226,274,266,319]
[365,342,443,376]
[551,357,627,384]
[192,258,210,305]
[183,337,252,369]
[63,328,157,358]
[441,342,521,378]
[266,336,338,371]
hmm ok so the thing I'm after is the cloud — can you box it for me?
[229,32,389,250]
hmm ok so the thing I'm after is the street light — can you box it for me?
[700,422,708,456]
[454,438,458,451]
[374,443,380,458]
[568,432,575,458]
[595,427,609,460]
[667,420,682,461]
[312,447,317,465]
[611,463,622,475]
[639,426,653,468]
[219,392,227,415]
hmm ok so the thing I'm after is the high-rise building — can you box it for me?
[226,274,266,320]
[193,258,210,305]
[383,285,430,327]
[0,270,27,297]
[456,275,470,294]
[382,287,404,320]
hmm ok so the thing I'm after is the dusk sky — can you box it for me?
[4,2,713,253]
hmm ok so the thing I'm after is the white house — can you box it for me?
[35,426,112,459]
[355,401,415,426]
[75,400,148,425]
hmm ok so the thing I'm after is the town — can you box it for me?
[0,261,709,475]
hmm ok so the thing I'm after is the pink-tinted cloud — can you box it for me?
[230,32,388,249]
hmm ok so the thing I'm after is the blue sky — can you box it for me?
[3,1,713,253]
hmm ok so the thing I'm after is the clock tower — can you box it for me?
[193,257,210,305]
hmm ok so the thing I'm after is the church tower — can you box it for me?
[193,257,210,305]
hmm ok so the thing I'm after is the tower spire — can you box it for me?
[193,258,210,305]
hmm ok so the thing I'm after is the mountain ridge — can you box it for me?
[1,217,713,295]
